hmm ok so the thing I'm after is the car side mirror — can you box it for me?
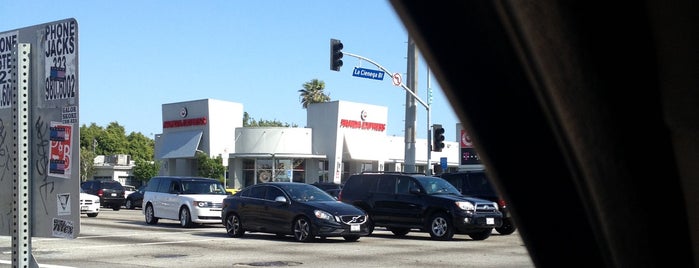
[274,196,288,203]
[409,186,422,194]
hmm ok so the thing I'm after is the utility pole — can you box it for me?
[404,36,418,173]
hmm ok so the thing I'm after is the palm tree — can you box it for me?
[298,79,331,109]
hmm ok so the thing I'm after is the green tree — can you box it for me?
[298,79,331,109]
[243,112,298,127]
[98,122,129,155]
[196,151,226,181]
[79,147,95,182]
[79,122,157,181]
[127,132,155,162]
[80,123,104,155]
[132,159,160,182]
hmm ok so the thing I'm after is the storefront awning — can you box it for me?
[344,133,387,161]
[155,130,203,159]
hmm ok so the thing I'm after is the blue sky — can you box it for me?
[1,1,459,141]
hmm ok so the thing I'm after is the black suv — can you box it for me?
[80,180,126,210]
[438,170,517,235]
[311,182,343,198]
[339,172,503,241]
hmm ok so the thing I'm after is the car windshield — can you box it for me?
[415,177,462,195]
[181,181,227,195]
[280,184,336,202]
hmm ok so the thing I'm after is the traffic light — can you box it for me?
[330,38,343,71]
[432,124,445,152]
[428,88,434,105]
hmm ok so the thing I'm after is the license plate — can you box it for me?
[350,224,359,232]
[111,193,116,196]
[486,218,494,225]
[81,206,88,210]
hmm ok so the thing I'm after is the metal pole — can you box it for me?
[404,36,418,173]
[427,68,432,175]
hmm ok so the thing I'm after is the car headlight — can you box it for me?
[193,201,213,207]
[314,210,334,221]
[455,201,476,211]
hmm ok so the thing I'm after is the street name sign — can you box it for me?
[352,67,385,80]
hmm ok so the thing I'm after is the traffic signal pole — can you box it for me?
[331,38,439,175]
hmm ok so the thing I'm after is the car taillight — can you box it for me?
[97,189,104,197]
[498,199,507,208]
[337,191,343,201]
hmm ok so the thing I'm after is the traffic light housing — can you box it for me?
[330,38,343,71]
[432,124,445,152]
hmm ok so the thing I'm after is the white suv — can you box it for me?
[142,176,229,228]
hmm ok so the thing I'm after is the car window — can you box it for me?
[181,181,227,194]
[104,182,123,190]
[376,176,396,194]
[249,185,266,199]
[156,178,171,193]
[396,177,411,194]
[416,177,461,195]
[265,186,284,201]
[170,182,182,193]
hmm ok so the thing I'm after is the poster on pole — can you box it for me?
[49,122,73,179]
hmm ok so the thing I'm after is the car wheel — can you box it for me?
[87,213,98,217]
[343,235,360,242]
[145,204,158,225]
[292,216,314,242]
[225,213,244,238]
[428,212,454,241]
[495,219,516,235]
[388,227,410,236]
[469,228,492,241]
[179,207,193,228]
[125,199,134,210]
[365,215,375,235]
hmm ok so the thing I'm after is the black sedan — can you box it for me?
[124,185,145,209]
[221,182,370,242]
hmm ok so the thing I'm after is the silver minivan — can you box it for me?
[142,176,228,228]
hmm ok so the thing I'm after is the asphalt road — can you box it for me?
[0,208,534,268]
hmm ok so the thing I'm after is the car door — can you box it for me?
[161,180,183,220]
[260,185,291,234]
[391,177,424,226]
[369,176,396,225]
[152,177,172,219]
[240,185,267,231]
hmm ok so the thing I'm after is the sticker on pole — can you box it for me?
[392,73,402,86]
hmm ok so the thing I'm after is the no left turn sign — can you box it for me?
[392,73,402,86]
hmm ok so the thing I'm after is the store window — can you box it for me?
[241,158,307,187]
[317,160,329,182]
[242,159,255,187]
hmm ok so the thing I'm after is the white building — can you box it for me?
[154,98,462,189]
[92,154,139,187]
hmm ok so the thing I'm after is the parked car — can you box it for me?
[438,170,517,235]
[80,180,126,211]
[124,185,137,198]
[222,182,370,242]
[79,188,100,217]
[125,185,145,209]
[311,182,343,198]
[142,176,228,228]
[338,172,503,241]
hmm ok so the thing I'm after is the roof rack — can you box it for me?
[358,171,427,175]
